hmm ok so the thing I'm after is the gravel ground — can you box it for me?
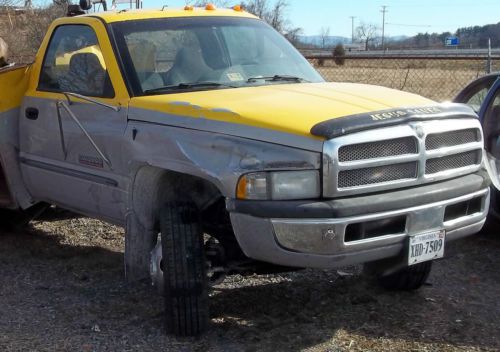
[0,209,498,352]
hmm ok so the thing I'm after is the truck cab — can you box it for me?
[0,5,492,336]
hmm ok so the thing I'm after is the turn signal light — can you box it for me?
[233,5,244,11]
[205,3,216,10]
[184,5,193,10]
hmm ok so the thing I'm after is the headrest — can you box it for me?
[173,47,208,70]
[69,53,103,75]
[130,41,157,73]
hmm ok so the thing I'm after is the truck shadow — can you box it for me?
[0,222,498,351]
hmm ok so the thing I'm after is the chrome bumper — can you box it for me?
[230,188,489,269]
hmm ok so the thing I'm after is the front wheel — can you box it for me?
[376,261,432,291]
[160,202,209,336]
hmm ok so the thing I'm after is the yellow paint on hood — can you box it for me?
[130,82,435,138]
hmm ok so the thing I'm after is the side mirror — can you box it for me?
[79,0,92,10]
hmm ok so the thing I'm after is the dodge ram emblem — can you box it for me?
[323,229,337,240]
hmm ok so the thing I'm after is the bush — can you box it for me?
[333,44,346,66]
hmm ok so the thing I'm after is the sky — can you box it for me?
[142,0,500,38]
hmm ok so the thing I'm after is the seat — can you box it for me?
[58,52,106,96]
[129,41,163,91]
[165,47,211,85]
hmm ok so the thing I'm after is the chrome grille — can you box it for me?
[426,150,482,175]
[338,162,418,188]
[323,119,484,197]
[338,137,418,162]
[426,129,480,150]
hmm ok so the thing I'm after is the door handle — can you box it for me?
[25,107,39,120]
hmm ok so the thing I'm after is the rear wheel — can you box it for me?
[376,261,432,291]
[160,202,209,336]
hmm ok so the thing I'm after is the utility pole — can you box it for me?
[381,5,388,50]
[349,16,356,44]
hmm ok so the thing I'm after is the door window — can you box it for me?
[38,25,114,98]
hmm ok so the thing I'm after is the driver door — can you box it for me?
[19,20,130,224]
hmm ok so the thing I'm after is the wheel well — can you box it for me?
[126,166,240,281]
[152,169,224,231]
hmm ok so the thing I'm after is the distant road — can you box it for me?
[301,48,500,57]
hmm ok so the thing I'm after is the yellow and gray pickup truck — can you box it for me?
[0,4,493,336]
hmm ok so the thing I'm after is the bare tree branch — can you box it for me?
[356,22,379,50]
[320,26,330,49]
[241,0,301,45]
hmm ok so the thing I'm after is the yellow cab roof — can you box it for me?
[83,7,259,24]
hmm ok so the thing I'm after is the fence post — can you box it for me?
[486,38,492,74]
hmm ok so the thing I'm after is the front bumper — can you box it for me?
[228,175,490,269]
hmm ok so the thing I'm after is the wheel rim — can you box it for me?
[150,238,164,294]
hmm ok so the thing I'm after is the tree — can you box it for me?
[320,26,330,49]
[356,22,379,50]
[284,27,303,47]
[242,0,301,38]
[194,1,303,45]
[333,43,346,65]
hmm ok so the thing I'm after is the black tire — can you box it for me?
[377,261,432,291]
[160,202,209,336]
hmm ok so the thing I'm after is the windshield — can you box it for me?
[111,17,324,95]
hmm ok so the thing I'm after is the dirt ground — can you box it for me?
[0,209,498,352]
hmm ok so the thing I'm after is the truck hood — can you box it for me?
[129,82,436,139]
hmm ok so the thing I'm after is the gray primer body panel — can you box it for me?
[230,188,489,269]
[0,107,33,208]
[14,97,321,225]
[123,117,322,198]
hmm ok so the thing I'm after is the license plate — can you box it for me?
[408,230,445,266]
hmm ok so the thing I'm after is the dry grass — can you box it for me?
[313,58,500,101]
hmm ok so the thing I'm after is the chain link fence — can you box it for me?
[307,56,500,101]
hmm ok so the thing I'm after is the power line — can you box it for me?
[386,23,432,28]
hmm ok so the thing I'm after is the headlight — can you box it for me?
[237,170,320,200]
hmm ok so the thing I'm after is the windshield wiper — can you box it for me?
[144,82,236,95]
[247,75,309,83]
